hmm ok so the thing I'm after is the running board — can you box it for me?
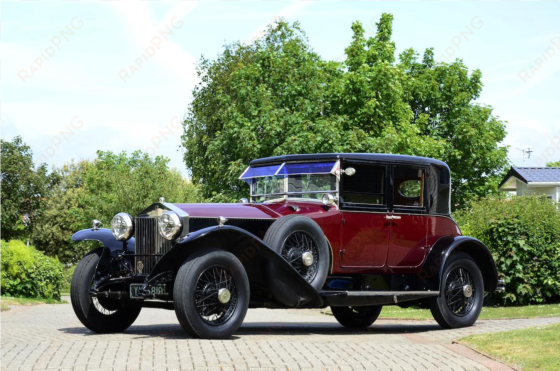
[320,290,439,307]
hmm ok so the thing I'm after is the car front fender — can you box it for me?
[146,225,323,308]
[71,228,134,252]
[419,236,499,292]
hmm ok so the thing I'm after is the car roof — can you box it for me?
[250,153,449,169]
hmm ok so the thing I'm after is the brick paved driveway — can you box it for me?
[2,299,559,371]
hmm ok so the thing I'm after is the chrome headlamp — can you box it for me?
[111,212,134,241]
[322,193,335,206]
[158,211,183,240]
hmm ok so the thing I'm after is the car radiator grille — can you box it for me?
[134,217,172,275]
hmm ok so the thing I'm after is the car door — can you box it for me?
[387,165,428,269]
[339,161,390,268]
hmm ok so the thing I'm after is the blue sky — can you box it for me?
[3,1,560,176]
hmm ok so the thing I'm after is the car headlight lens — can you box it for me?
[111,213,134,241]
[158,211,182,240]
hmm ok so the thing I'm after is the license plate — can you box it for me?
[130,284,166,299]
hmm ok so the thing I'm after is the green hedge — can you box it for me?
[1,240,64,300]
[455,195,560,305]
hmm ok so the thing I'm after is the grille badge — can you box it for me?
[137,261,144,274]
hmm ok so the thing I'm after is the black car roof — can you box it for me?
[250,153,449,169]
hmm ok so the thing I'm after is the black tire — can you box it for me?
[71,249,142,333]
[173,248,250,339]
[331,306,382,328]
[430,252,484,329]
[264,215,330,291]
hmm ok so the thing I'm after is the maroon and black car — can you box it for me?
[70,153,504,339]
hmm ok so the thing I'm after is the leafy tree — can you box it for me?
[32,151,200,263]
[183,21,345,201]
[182,15,508,208]
[546,160,560,167]
[1,136,57,241]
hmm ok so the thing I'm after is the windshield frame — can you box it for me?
[240,160,340,203]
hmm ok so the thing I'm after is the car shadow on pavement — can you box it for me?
[59,322,441,340]
[237,322,441,336]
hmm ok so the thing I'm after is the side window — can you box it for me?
[394,167,425,208]
[342,163,386,206]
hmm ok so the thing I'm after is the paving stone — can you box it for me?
[2,300,559,371]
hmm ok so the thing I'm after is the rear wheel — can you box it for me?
[264,215,330,291]
[331,305,382,328]
[430,252,484,329]
[173,249,250,339]
[71,249,142,333]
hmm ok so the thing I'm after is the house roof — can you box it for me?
[499,166,560,191]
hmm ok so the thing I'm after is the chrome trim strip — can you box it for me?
[252,190,338,197]
[340,209,455,220]
[239,166,250,179]
[188,216,276,220]
[274,163,285,175]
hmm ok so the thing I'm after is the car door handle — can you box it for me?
[385,215,402,220]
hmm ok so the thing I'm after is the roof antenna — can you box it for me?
[516,147,534,167]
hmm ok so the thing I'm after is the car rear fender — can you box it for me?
[146,225,323,308]
[419,236,499,292]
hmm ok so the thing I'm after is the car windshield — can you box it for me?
[240,161,339,202]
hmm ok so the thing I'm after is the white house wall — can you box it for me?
[515,180,559,201]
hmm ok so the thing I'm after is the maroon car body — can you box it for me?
[70,153,504,339]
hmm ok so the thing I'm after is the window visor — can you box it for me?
[239,162,337,181]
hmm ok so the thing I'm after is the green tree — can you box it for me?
[32,151,200,263]
[546,160,560,167]
[183,21,345,201]
[1,136,57,240]
[182,15,508,208]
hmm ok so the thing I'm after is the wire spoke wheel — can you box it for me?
[282,231,319,283]
[194,265,238,326]
[90,276,118,316]
[92,297,118,316]
[445,267,476,317]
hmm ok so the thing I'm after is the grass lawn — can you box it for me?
[460,323,560,370]
[1,296,67,311]
[377,303,560,320]
[322,304,560,320]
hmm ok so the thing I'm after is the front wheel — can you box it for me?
[71,249,142,333]
[173,249,250,339]
[331,306,382,328]
[430,252,484,329]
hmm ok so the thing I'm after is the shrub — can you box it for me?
[1,240,64,300]
[454,195,560,305]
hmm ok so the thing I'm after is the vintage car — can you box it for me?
[70,153,505,339]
